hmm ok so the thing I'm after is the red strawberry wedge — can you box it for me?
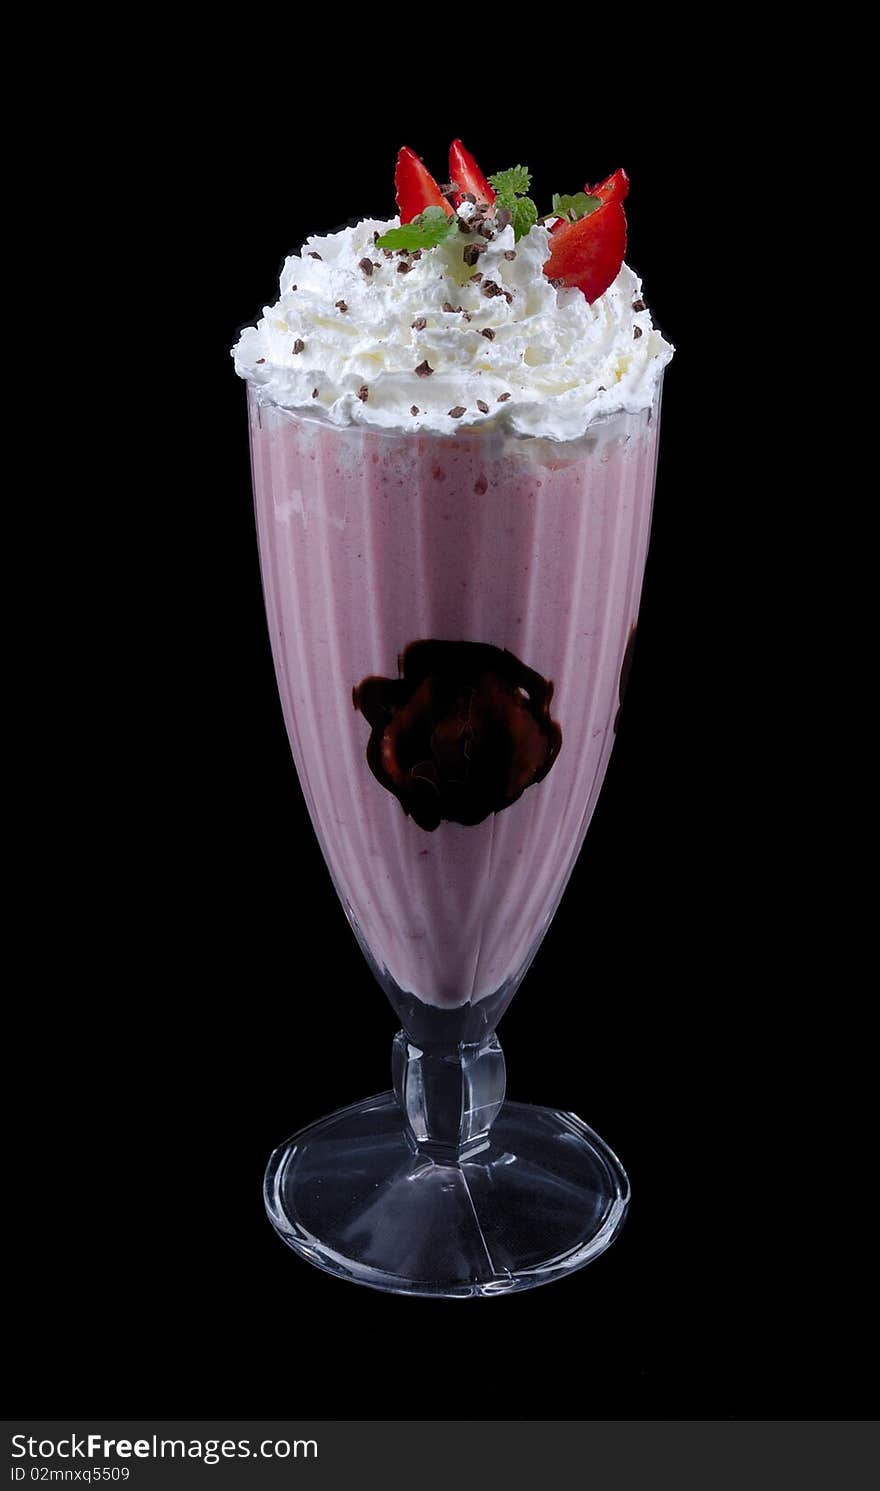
[590,167,629,205]
[544,169,629,304]
[395,147,453,224]
[448,140,495,208]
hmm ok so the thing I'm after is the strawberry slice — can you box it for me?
[589,168,629,205]
[549,168,629,233]
[544,168,628,304]
[448,139,496,208]
[395,147,453,224]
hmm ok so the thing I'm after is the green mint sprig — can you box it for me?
[489,165,531,197]
[375,207,460,251]
[489,165,538,240]
[551,191,601,223]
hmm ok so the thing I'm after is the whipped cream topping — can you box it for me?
[232,215,673,440]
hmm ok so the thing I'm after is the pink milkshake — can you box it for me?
[235,141,672,1294]
[249,392,661,1023]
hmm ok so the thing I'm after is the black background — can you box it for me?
[7,67,869,1423]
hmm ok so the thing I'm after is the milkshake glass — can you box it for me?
[235,187,672,1295]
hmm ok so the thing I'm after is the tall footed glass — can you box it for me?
[250,377,663,1295]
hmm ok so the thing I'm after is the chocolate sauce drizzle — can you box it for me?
[353,640,562,832]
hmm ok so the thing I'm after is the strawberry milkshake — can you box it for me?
[235,142,672,1294]
[247,393,660,1034]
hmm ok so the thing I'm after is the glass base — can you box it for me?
[264,1092,630,1297]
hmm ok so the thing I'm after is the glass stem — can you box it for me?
[392,1030,507,1163]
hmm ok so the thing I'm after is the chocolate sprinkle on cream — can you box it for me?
[415,360,434,377]
[358,258,373,276]
[462,244,483,266]
[495,208,512,230]
[476,399,489,414]
[410,406,419,416]
[292,339,305,354]
[470,272,483,284]
[290,285,297,292]
[482,279,503,298]
[312,387,319,398]
[256,357,265,364]
[308,252,322,260]
[412,317,427,331]
[397,261,411,274]
[503,250,517,261]
[632,299,645,312]
[335,300,348,312]
[480,327,495,341]
[357,384,369,402]
[633,326,643,339]
[448,406,466,419]
[497,392,511,402]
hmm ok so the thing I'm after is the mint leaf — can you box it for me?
[551,191,601,223]
[489,164,532,201]
[510,197,538,239]
[376,207,460,251]
[488,163,538,240]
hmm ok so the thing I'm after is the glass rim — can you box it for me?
[244,371,664,448]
